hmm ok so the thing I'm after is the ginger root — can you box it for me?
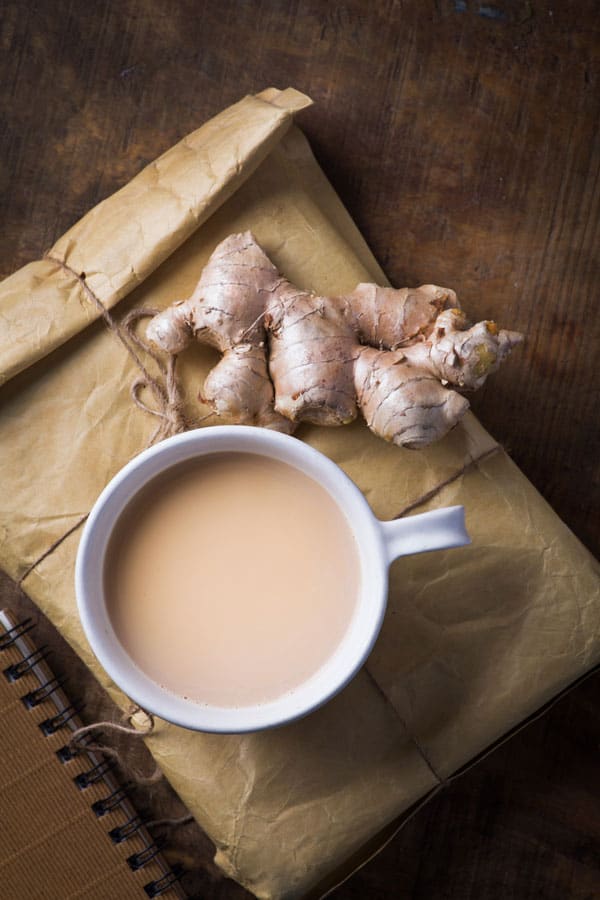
[146,232,522,449]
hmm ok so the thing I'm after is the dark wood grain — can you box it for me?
[1,1,599,898]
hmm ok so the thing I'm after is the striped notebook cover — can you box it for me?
[0,608,187,900]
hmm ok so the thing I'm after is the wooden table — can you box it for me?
[1,1,598,897]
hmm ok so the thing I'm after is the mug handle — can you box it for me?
[380,506,470,564]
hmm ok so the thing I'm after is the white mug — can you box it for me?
[76,426,469,732]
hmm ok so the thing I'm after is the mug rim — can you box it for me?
[75,426,389,733]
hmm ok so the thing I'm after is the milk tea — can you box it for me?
[105,453,360,707]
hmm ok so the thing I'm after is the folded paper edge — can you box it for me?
[0,88,312,387]
[309,662,600,900]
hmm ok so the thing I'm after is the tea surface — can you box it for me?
[105,452,360,706]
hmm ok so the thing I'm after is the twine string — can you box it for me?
[45,256,189,444]
[68,705,163,785]
[122,307,190,442]
[395,444,499,519]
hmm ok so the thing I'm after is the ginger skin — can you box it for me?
[146,232,522,449]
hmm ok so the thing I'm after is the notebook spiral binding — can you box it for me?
[0,610,187,899]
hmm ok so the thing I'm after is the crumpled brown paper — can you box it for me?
[1,89,599,900]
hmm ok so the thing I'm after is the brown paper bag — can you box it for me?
[1,88,599,900]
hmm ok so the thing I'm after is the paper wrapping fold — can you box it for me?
[1,90,599,900]
[0,87,311,387]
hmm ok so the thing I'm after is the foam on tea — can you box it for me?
[104,453,360,707]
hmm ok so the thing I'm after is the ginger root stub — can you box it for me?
[146,232,522,449]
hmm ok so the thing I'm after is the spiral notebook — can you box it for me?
[0,608,188,900]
